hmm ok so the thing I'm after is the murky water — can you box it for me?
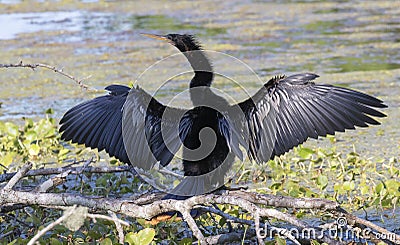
[0,0,399,230]
[0,0,398,157]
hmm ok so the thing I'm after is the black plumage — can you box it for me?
[60,34,387,194]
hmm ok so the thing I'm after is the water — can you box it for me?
[0,1,398,155]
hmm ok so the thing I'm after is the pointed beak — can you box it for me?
[141,33,170,42]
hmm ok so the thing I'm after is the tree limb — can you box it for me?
[0,164,398,244]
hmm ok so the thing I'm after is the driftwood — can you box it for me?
[1,163,399,245]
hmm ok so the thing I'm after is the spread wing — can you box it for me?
[60,85,131,163]
[234,73,387,163]
[59,85,193,168]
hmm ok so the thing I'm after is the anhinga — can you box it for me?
[60,34,386,197]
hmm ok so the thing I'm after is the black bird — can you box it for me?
[60,34,387,196]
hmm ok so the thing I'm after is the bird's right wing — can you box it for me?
[60,85,193,169]
[60,85,131,164]
[121,86,193,170]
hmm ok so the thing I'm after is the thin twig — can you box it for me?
[27,205,77,245]
[88,212,130,227]
[107,211,127,244]
[340,211,400,244]
[182,210,205,244]
[0,61,94,91]
[254,211,265,245]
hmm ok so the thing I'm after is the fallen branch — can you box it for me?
[0,163,399,244]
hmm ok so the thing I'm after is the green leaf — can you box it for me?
[375,182,386,195]
[179,238,193,245]
[99,237,113,245]
[1,152,14,167]
[5,122,19,137]
[298,147,315,159]
[45,108,54,114]
[28,144,40,156]
[316,175,328,189]
[57,148,69,157]
[137,228,156,245]
[125,232,139,245]
[124,229,156,245]
[360,185,370,195]
[342,181,355,191]
[275,235,286,245]
[25,131,37,142]
[48,238,63,245]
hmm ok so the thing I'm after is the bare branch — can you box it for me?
[340,211,400,244]
[107,211,127,244]
[2,163,32,191]
[87,212,130,227]
[0,61,95,91]
[1,175,398,244]
[258,208,308,228]
[229,190,339,210]
[180,208,205,244]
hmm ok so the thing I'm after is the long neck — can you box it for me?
[183,49,213,88]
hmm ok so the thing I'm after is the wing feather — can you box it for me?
[60,85,193,168]
[60,85,130,162]
[233,73,386,162]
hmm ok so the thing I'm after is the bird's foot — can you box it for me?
[145,213,182,225]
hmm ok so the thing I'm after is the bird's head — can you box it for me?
[142,33,201,52]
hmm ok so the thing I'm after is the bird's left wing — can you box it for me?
[232,73,387,163]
